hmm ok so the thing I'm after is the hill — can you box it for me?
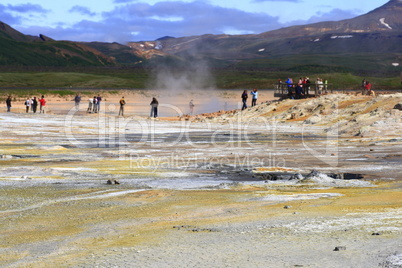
[0,22,115,67]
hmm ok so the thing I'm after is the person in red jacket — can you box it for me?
[39,95,46,113]
[364,81,372,95]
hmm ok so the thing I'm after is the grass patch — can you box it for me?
[0,68,400,92]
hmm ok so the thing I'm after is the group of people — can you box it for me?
[22,96,46,113]
[85,95,102,113]
[361,79,375,96]
[282,77,329,99]
[241,89,258,110]
[4,95,46,113]
[80,95,159,118]
[117,96,159,118]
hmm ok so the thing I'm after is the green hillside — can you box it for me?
[0,35,114,67]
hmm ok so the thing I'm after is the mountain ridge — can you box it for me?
[0,0,401,75]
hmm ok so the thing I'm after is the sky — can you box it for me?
[0,0,389,44]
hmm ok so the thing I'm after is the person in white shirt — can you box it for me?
[24,98,31,113]
[250,89,258,107]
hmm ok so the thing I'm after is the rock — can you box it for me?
[381,253,402,268]
[304,115,321,124]
[334,246,346,251]
[393,103,402,110]
[290,113,299,119]
[284,205,292,209]
[290,173,303,181]
[107,179,120,185]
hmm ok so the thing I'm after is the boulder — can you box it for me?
[393,103,402,110]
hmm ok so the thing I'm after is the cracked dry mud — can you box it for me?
[1,91,402,268]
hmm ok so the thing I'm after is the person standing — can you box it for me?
[87,97,93,113]
[30,97,35,112]
[39,95,46,113]
[32,97,38,113]
[92,96,98,113]
[295,84,304,99]
[241,90,248,110]
[305,77,311,96]
[119,97,126,116]
[285,77,293,97]
[285,77,293,88]
[364,81,372,95]
[250,88,258,107]
[324,79,328,94]
[5,96,12,112]
[189,99,195,115]
[316,78,323,95]
[150,97,159,118]
[96,95,102,113]
[24,97,31,113]
[74,94,81,110]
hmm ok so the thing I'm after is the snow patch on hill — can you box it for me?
[331,35,353,39]
[379,18,392,30]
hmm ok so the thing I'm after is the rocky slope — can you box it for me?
[196,92,402,138]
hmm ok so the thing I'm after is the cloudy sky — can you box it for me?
[0,0,388,43]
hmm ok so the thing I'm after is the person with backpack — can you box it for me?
[24,98,31,113]
[87,97,93,113]
[119,97,126,116]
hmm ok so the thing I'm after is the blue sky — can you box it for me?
[0,0,388,43]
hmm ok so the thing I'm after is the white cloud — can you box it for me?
[69,6,97,17]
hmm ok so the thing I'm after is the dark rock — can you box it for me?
[334,246,346,251]
[393,103,402,110]
[107,179,120,185]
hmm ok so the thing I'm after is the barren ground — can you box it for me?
[1,90,401,268]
